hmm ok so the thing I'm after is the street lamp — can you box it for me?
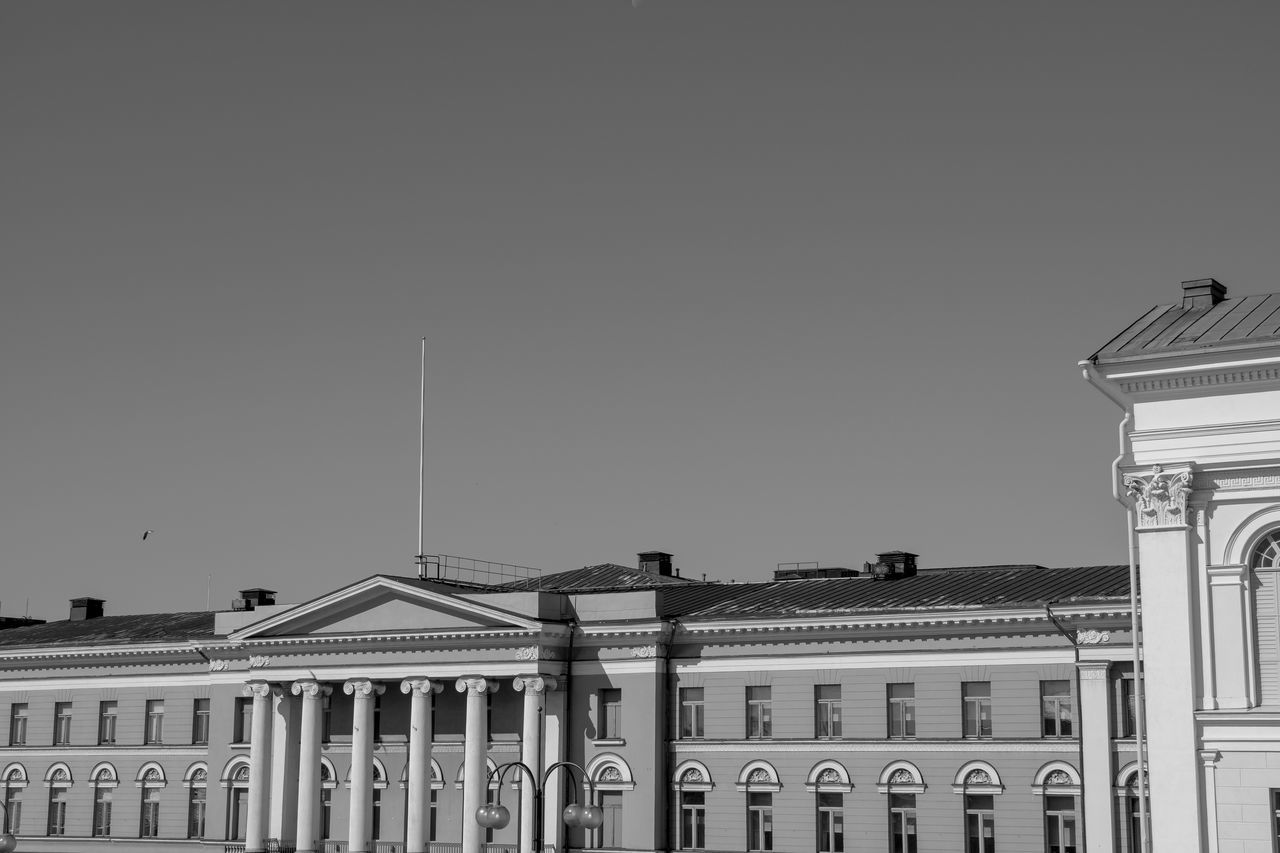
[475,761,603,853]
[0,798,16,853]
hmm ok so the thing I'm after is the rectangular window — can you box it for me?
[746,792,773,852]
[322,692,333,742]
[746,686,772,739]
[1042,681,1073,738]
[679,688,705,739]
[2,786,20,834]
[321,789,332,839]
[815,685,842,739]
[889,793,917,853]
[1119,676,1137,739]
[962,682,992,738]
[8,704,27,746]
[1128,795,1141,853]
[234,697,253,743]
[374,693,383,742]
[965,794,995,853]
[188,786,207,839]
[228,788,248,841]
[192,698,211,745]
[596,790,623,848]
[428,788,436,841]
[145,699,165,744]
[1045,794,1077,853]
[888,683,915,739]
[53,702,72,746]
[47,788,68,836]
[600,689,623,740]
[98,700,118,745]
[93,786,113,837]
[1273,790,1280,853]
[140,787,161,837]
[680,791,705,849]
[816,792,843,853]
[372,788,382,839]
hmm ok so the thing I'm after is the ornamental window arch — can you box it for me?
[320,757,339,790]
[671,760,713,792]
[44,763,73,787]
[1,764,27,835]
[397,757,444,791]
[805,760,853,794]
[454,758,502,790]
[221,756,251,789]
[183,763,209,788]
[736,760,781,793]
[1,763,27,789]
[587,753,636,792]
[136,762,167,787]
[1114,761,1148,797]
[90,762,119,787]
[347,756,390,790]
[876,760,925,795]
[951,760,1004,795]
[1033,761,1082,796]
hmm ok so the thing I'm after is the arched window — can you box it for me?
[1253,531,1280,705]
[672,761,712,850]
[1,764,26,835]
[806,762,851,853]
[137,764,166,838]
[878,762,924,853]
[951,761,1004,795]
[90,764,118,837]
[222,758,251,842]
[185,764,208,840]
[1034,762,1081,853]
[320,759,336,840]
[587,755,634,849]
[736,762,778,852]
[45,764,72,837]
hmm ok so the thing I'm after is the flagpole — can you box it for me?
[417,337,426,576]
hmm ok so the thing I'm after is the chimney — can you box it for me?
[637,551,674,577]
[233,588,277,611]
[70,597,105,620]
[1182,278,1227,309]
[865,551,918,580]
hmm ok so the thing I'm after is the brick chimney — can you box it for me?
[233,588,277,611]
[70,597,105,620]
[865,551,918,580]
[637,551,674,577]
[1182,278,1227,309]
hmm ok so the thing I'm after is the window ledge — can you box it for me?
[592,738,626,748]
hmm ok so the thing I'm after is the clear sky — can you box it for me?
[3,2,1280,620]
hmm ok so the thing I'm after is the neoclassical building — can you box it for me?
[1085,278,1280,853]
[1,551,1139,853]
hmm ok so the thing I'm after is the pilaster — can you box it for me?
[1077,662,1114,853]
[1207,564,1251,709]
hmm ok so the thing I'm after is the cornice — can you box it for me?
[671,739,1080,754]
[678,605,1130,636]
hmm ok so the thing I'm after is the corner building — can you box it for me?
[0,548,1143,853]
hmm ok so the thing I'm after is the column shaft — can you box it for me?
[293,681,330,853]
[1077,662,1115,853]
[457,677,498,853]
[402,679,441,853]
[345,679,385,853]
[514,676,556,853]
[244,681,275,853]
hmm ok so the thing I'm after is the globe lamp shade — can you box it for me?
[0,831,15,853]
[562,803,587,828]
[580,805,605,830]
[476,803,511,830]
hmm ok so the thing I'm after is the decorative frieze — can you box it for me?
[515,645,557,661]
[248,655,272,668]
[1076,629,1111,645]
[631,645,659,658]
[1124,464,1193,528]
[208,660,229,672]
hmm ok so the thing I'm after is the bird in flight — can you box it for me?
[142,530,154,540]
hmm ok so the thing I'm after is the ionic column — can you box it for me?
[244,681,275,853]
[345,679,385,853]
[270,686,301,845]
[456,677,498,853]
[292,680,331,853]
[401,678,443,853]
[513,675,556,853]
[1076,662,1114,853]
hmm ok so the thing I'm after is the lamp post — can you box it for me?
[0,797,16,853]
[475,761,603,853]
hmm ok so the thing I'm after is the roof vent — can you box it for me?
[774,562,860,580]
[864,551,918,580]
[637,551,674,576]
[1182,278,1227,309]
[233,588,276,611]
[70,597,105,620]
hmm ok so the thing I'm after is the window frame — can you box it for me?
[1041,681,1073,738]
[599,688,623,741]
[746,792,773,852]
[8,704,27,747]
[192,698,211,745]
[746,686,772,739]
[145,699,165,745]
[53,702,72,746]
[679,687,705,739]
[1043,793,1078,853]
[887,683,916,739]
[964,793,996,853]
[98,700,118,745]
[815,791,843,853]
[889,793,917,853]
[962,681,992,739]
[814,684,842,739]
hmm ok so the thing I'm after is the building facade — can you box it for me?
[0,549,1141,853]
[1086,278,1280,853]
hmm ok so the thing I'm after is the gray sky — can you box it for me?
[3,2,1279,620]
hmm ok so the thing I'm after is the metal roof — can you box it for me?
[0,612,215,648]
[499,563,696,593]
[672,565,1131,620]
[1092,289,1280,362]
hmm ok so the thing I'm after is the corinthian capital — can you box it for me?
[243,680,274,699]
[1123,464,1193,529]
[455,676,499,696]
[343,679,386,698]
[291,680,332,699]
[512,675,557,695]
[400,678,444,697]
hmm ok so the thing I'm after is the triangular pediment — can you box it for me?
[228,576,541,640]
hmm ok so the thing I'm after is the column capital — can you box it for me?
[1207,563,1249,585]
[456,676,499,695]
[291,680,333,698]
[244,680,275,699]
[401,678,444,697]
[1199,749,1222,767]
[512,674,557,694]
[1076,661,1111,680]
[343,679,386,698]
[1123,463,1194,529]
